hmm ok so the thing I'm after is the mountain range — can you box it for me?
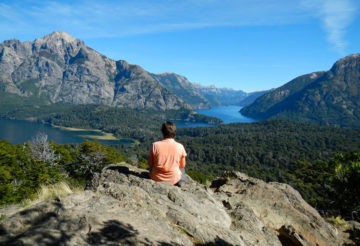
[241,53,360,127]
[2,31,359,128]
[0,31,264,112]
[194,84,269,107]
[0,31,188,110]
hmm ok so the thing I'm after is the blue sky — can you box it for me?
[0,0,359,92]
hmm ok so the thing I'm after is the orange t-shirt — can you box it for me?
[148,138,187,185]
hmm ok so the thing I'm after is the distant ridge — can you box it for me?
[194,83,270,107]
[241,53,360,127]
[151,72,211,109]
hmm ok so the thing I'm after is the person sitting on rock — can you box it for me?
[148,121,187,186]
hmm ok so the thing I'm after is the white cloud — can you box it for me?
[0,0,358,53]
[301,0,358,53]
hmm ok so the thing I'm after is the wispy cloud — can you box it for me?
[0,0,305,39]
[301,0,358,53]
[0,0,358,54]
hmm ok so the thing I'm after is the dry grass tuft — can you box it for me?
[22,182,82,207]
[37,182,73,201]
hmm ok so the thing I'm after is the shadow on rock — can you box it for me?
[346,225,360,246]
[86,220,139,245]
[2,201,87,246]
[107,165,149,179]
[195,236,234,246]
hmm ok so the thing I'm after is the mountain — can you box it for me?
[0,163,349,245]
[0,31,189,110]
[151,72,211,109]
[237,90,273,106]
[194,84,269,107]
[151,73,268,109]
[241,53,360,127]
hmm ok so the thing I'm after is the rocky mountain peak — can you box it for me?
[33,31,84,58]
[35,31,80,45]
[0,32,188,110]
[330,53,360,75]
[335,53,360,64]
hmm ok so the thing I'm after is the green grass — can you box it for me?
[326,216,348,226]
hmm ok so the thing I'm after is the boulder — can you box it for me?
[210,171,342,246]
[0,163,344,245]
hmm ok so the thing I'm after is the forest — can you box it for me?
[0,102,221,140]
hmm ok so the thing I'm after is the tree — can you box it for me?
[330,153,360,220]
[29,132,59,164]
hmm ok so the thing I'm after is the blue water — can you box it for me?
[0,106,255,144]
[175,105,256,128]
[196,105,255,124]
[0,118,133,145]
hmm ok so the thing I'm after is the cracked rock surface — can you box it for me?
[0,163,343,245]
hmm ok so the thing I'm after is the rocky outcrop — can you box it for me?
[0,163,344,245]
[211,171,341,246]
[0,31,188,110]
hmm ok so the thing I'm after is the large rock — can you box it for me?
[0,163,344,245]
[211,171,342,246]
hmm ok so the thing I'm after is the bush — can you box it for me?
[0,139,128,206]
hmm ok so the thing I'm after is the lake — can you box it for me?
[175,105,255,127]
[0,106,255,144]
[0,118,134,145]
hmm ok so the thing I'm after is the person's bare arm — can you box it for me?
[179,155,186,169]
[148,148,154,168]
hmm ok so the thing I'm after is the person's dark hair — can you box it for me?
[161,121,176,138]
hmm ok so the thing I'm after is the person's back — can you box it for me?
[148,122,187,185]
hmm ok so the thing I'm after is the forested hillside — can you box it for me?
[0,99,221,141]
[241,53,360,128]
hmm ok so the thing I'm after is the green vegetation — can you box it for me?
[326,216,348,226]
[0,138,128,206]
[289,152,360,220]
[0,97,221,141]
[126,119,360,180]
[121,119,360,220]
[330,152,360,219]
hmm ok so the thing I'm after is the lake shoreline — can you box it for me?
[0,106,255,144]
[51,124,130,141]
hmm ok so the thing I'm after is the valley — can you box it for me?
[0,31,359,245]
